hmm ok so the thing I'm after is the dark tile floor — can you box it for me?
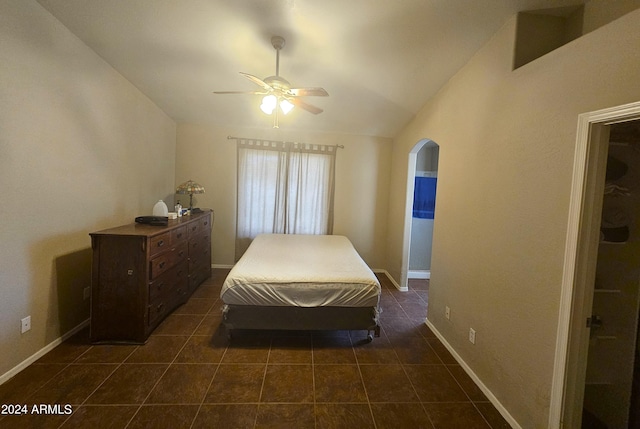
[0,269,511,429]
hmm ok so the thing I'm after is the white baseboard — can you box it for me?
[425,319,521,429]
[372,269,406,291]
[408,270,430,279]
[0,319,90,386]
[212,264,234,269]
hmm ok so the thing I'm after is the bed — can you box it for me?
[220,234,381,341]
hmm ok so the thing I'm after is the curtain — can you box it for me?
[235,139,337,259]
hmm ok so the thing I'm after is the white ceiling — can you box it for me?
[36,0,587,138]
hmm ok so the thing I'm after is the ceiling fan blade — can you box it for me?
[239,72,273,92]
[289,97,324,114]
[289,87,329,97]
[213,90,268,95]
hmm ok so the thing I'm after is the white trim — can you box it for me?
[408,270,430,279]
[212,263,234,269]
[401,139,435,290]
[401,152,418,290]
[372,269,406,291]
[426,319,522,429]
[549,100,640,428]
[0,319,90,385]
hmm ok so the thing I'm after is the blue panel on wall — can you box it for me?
[413,177,437,219]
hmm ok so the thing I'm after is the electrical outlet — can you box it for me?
[83,287,91,300]
[445,306,450,320]
[21,316,31,334]
[469,328,476,344]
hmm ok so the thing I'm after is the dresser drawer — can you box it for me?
[169,279,189,308]
[149,232,171,257]
[187,219,202,238]
[149,242,189,280]
[200,214,212,231]
[189,262,211,293]
[149,261,188,302]
[188,231,210,258]
[171,225,187,244]
[148,298,168,327]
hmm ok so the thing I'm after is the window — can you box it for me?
[235,139,337,259]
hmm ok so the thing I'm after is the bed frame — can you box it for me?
[222,304,381,342]
[221,234,382,342]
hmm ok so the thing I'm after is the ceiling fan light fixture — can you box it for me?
[260,94,277,114]
[280,99,294,115]
[215,36,325,124]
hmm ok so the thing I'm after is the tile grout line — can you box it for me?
[252,337,273,429]
[25,342,97,407]
[56,345,139,429]
[442,362,494,428]
[351,331,379,429]
[311,335,317,429]
[412,278,493,428]
[124,308,207,429]
[188,306,228,429]
[392,280,440,429]
[18,272,506,428]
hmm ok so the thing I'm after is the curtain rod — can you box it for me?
[227,135,344,149]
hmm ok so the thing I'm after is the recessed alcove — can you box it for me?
[513,5,584,69]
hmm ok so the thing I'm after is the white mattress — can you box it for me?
[221,234,381,307]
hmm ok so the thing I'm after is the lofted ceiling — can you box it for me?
[36,0,587,138]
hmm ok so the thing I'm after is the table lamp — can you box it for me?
[176,180,205,214]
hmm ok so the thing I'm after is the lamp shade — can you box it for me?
[176,180,205,212]
[280,98,294,114]
[260,95,277,114]
[176,180,205,195]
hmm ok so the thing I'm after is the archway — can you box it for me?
[400,139,439,291]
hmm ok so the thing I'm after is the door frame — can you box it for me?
[550,101,640,428]
[401,138,436,291]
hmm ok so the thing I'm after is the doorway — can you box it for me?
[550,101,640,429]
[401,139,439,291]
[582,121,640,428]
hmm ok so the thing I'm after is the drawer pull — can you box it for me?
[176,233,183,238]
[128,269,134,276]
[157,240,164,247]
[159,261,166,269]
[178,250,185,257]
[157,303,164,313]
[191,226,197,231]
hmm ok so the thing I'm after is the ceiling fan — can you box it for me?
[213,35,328,128]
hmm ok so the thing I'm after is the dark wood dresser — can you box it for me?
[89,210,213,343]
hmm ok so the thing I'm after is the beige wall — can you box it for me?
[175,123,392,269]
[386,8,640,427]
[0,0,176,378]
[583,0,640,33]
